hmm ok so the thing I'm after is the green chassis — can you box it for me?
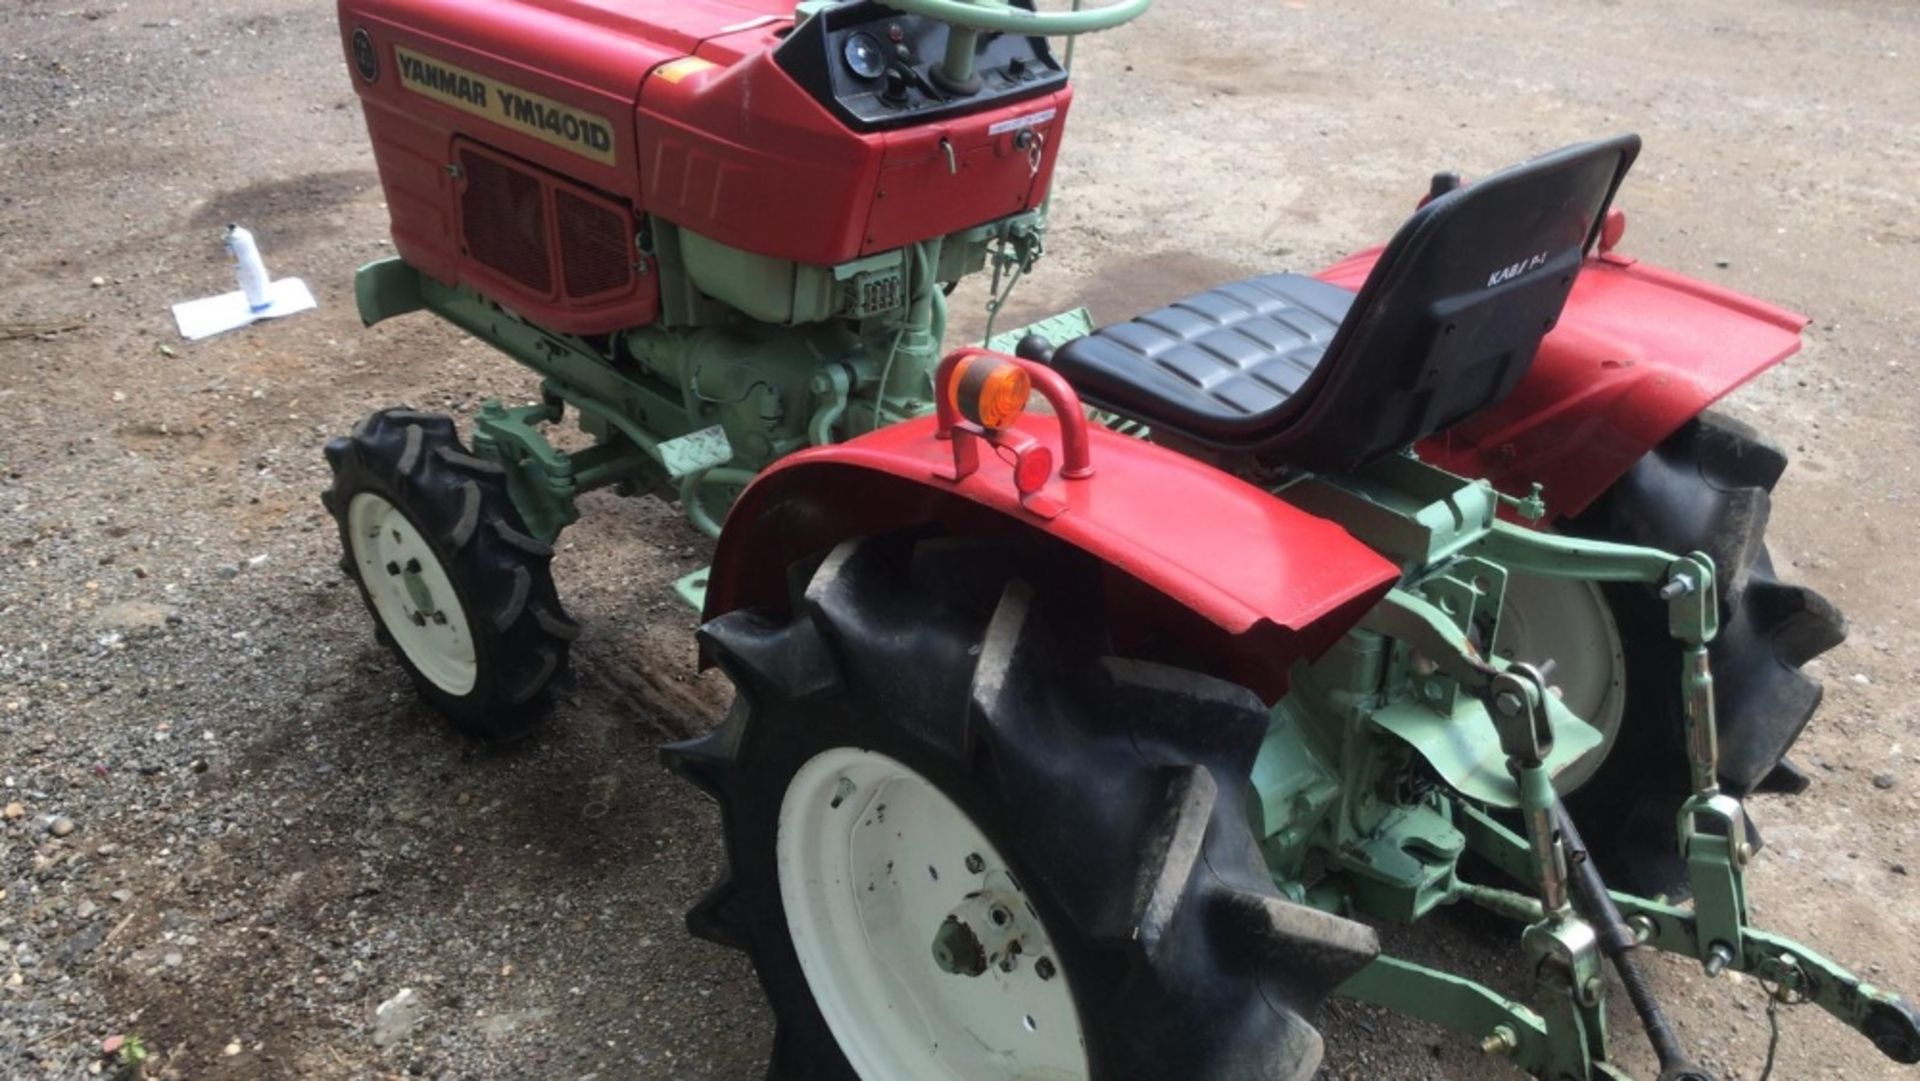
[352,254,1917,1079]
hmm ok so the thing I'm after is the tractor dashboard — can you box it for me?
[775,0,1064,131]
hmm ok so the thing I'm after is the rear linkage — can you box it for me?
[1347,526,1920,1080]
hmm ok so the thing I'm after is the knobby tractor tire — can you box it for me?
[1563,410,1846,897]
[664,533,1377,1081]
[322,408,578,741]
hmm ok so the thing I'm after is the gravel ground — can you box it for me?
[2,0,1917,1078]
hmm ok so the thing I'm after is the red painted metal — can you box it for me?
[636,61,1069,266]
[1319,248,1809,519]
[340,0,1071,329]
[704,414,1401,701]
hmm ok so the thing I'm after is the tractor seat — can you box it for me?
[1051,134,1643,474]
[1046,274,1356,447]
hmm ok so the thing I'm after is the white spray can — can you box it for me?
[225,225,273,312]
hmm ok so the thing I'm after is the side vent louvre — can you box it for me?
[555,188,633,300]
[459,147,552,295]
[454,140,634,305]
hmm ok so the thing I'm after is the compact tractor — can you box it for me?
[322,0,1918,1077]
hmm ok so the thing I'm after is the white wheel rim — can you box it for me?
[346,491,478,696]
[777,748,1088,1081]
[1492,573,1626,792]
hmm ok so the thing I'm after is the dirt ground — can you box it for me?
[2,0,1917,1078]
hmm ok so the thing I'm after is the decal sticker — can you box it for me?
[1487,250,1552,288]
[352,27,379,84]
[394,45,616,166]
[988,107,1057,136]
[655,56,719,84]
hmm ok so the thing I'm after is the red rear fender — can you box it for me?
[705,415,1399,702]
[1320,250,1809,518]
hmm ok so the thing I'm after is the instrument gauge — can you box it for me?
[843,32,886,80]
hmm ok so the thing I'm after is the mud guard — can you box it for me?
[1319,248,1809,520]
[701,414,1399,703]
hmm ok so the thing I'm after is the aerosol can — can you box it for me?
[225,225,272,311]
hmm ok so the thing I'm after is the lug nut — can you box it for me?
[965,853,986,874]
[1481,1025,1518,1056]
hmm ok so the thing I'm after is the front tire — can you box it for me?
[322,408,578,740]
[665,533,1377,1081]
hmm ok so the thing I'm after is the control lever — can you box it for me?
[881,65,911,106]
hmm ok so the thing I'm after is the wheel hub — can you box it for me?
[777,747,1088,1081]
[346,492,477,696]
[930,878,1038,979]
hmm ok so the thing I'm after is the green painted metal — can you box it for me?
[1338,955,1550,1070]
[983,306,1094,354]
[673,565,711,613]
[354,257,424,325]
[353,205,1052,544]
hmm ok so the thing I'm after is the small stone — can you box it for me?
[3,802,23,820]
[1892,863,1909,876]
[1873,773,1897,790]
[164,951,183,967]
[95,843,119,856]
[110,889,132,903]
[224,1040,242,1056]
[1851,672,1873,687]
[190,758,208,774]
[77,899,99,919]
[50,816,76,838]
[101,1035,125,1056]
[90,275,106,288]
[373,987,425,1046]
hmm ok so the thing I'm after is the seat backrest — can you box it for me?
[1265,134,1641,474]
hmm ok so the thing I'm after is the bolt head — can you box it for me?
[964,853,986,874]
[1034,957,1056,981]
[1494,690,1524,716]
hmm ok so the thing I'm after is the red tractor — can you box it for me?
[325,0,1916,1077]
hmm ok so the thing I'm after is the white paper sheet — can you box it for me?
[171,277,317,341]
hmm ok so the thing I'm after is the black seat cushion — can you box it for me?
[1050,274,1356,445]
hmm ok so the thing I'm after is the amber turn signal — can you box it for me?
[949,355,1032,430]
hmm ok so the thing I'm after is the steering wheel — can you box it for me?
[874,0,1151,36]
[873,0,1149,94]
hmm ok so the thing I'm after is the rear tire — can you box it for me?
[665,532,1377,1080]
[1561,410,1846,895]
[323,408,578,741]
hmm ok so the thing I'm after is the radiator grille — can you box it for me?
[555,188,632,300]
[459,148,552,295]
